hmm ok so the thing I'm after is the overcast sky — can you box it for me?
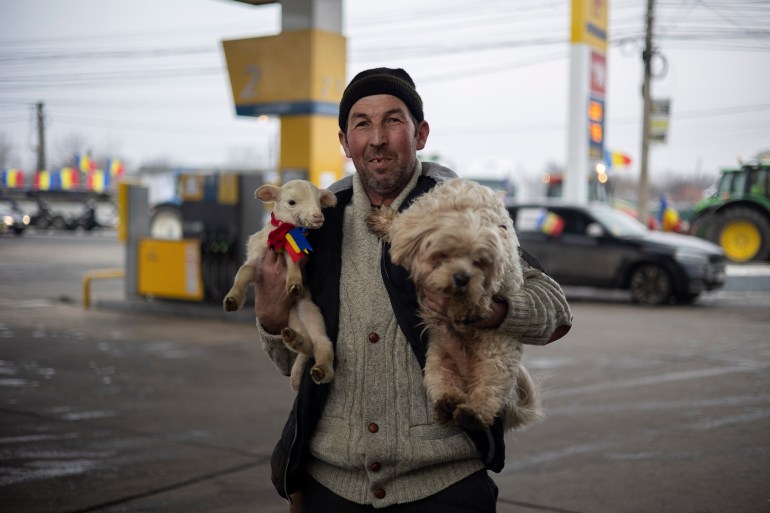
[1,0,769,184]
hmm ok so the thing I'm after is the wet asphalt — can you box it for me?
[1,231,769,513]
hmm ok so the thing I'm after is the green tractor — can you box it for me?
[690,162,770,262]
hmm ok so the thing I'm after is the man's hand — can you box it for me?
[255,250,293,334]
[421,288,508,329]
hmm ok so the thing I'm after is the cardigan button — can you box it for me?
[368,332,379,343]
[368,422,379,433]
[374,488,386,499]
[370,462,382,472]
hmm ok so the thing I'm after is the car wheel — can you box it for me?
[629,263,673,305]
[51,216,68,230]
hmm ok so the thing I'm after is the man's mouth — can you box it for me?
[368,155,392,166]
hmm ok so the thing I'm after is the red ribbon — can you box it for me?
[267,212,295,252]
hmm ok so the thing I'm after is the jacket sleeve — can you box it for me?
[256,320,296,376]
[497,259,573,345]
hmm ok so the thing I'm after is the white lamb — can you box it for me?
[223,179,336,390]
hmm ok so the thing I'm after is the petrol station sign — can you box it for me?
[222,29,346,117]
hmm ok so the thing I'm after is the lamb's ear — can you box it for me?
[255,184,280,202]
[319,189,337,208]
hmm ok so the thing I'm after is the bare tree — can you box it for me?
[0,132,17,169]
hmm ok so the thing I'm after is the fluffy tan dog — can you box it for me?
[367,178,542,430]
[224,180,336,391]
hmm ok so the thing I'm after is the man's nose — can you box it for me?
[370,125,387,146]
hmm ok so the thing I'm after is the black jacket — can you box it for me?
[270,175,509,500]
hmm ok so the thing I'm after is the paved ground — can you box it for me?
[1,232,769,512]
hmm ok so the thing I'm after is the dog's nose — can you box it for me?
[453,272,470,288]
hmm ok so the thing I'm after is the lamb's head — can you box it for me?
[255,180,337,229]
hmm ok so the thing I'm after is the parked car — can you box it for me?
[507,201,727,305]
[0,197,31,236]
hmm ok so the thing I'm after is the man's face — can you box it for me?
[339,94,429,204]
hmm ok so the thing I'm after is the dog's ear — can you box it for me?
[388,214,429,269]
[319,189,337,208]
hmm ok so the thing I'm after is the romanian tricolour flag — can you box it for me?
[284,228,313,263]
[1,169,24,187]
[537,209,565,237]
[34,170,51,190]
[107,159,125,178]
[604,150,632,169]
[77,154,96,173]
[87,170,107,192]
[60,167,79,189]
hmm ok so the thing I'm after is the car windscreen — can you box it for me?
[590,207,648,237]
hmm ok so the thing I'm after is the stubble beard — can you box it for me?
[358,157,415,201]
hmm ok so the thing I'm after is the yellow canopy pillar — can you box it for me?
[223,1,346,188]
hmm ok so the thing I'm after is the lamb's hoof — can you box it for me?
[310,365,334,384]
[287,283,303,296]
[223,296,239,312]
[281,327,300,351]
[453,404,488,430]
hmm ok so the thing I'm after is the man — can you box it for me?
[255,67,572,512]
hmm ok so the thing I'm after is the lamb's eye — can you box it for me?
[287,200,296,206]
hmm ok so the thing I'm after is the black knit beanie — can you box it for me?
[338,67,424,131]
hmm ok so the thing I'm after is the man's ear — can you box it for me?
[415,120,430,151]
[338,131,352,158]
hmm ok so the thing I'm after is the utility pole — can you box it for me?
[639,0,655,226]
[35,102,46,172]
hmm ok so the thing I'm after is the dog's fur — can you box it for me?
[224,179,336,391]
[367,178,542,430]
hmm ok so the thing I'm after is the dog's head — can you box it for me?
[388,179,523,321]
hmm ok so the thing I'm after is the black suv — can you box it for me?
[507,201,727,305]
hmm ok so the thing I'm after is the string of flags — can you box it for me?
[0,156,125,192]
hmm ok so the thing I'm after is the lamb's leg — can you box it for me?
[281,307,313,356]
[223,262,255,312]
[289,354,308,392]
[296,297,334,385]
[284,254,303,296]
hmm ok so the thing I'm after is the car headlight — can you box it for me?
[3,215,12,226]
[22,215,30,225]
[674,248,708,265]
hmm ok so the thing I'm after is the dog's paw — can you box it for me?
[310,364,334,385]
[223,296,240,312]
[366,206,395,241]
[453,403,491,430]
[433,395,462,425]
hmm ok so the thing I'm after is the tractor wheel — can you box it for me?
[716,207,770,263]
